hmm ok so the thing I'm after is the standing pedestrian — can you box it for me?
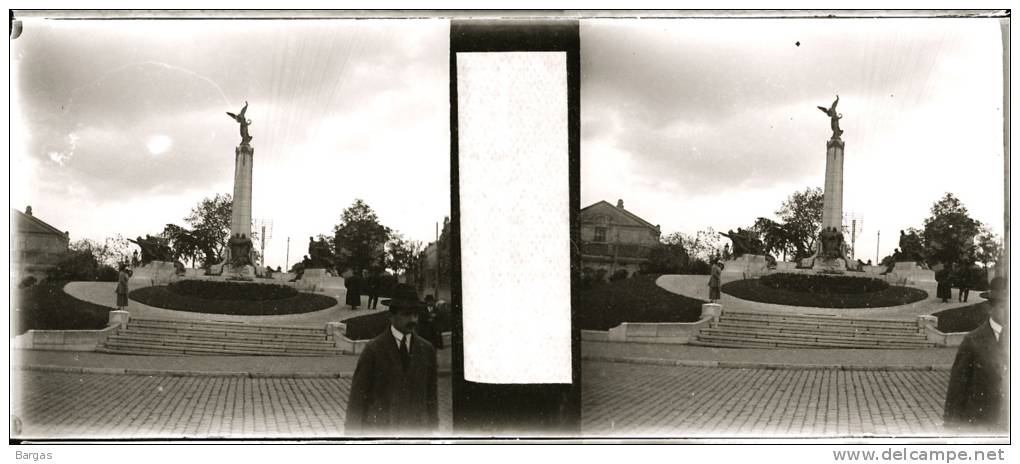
[936,266,953,303]
[708,260,722,302]
[957,268,972,303]
[366,270,380,310]
[345,284,438,435]
[345,269,362,310]
[115,264,130,310]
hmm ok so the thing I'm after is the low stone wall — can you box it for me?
[326,322,452,354]
[12,310,129,351]
[581,303,720,344]
[917,314,965,347]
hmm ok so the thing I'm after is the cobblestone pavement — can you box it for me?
[12,371,452,439]
[13,361,958,440]
[582,361,952,438]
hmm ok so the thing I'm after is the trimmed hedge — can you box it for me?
[576,274,705,331]
[131,285,336,316]
[12,281,114,335]
[722,275,928,308]
[932,302,992,334]
[168,280,297,301]
[759,273,889,294]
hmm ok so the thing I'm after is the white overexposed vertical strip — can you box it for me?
[456,52,571,384]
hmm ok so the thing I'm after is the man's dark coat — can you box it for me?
[944,320,1008,430]
[345,329,438,435]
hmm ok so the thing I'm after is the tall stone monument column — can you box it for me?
[821,138,844,232]
[231,143,254,241]
[220,101,256,279]
[801,95,850,272]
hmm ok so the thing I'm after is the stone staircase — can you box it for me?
[100,318,344,356]
[692,310,935,349]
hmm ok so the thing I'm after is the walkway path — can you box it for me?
[64,282,385,328]
[11,349,976,439]
[582,360,956,437]
[656,275,983,320]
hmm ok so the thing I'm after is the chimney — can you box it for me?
[25,205,32,216]
[616,199,624,209]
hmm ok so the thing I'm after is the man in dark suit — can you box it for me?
[944,277,1009,432]
[345,284,438,435]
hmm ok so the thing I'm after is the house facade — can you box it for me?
[579,199,660,277]
[11,206,70,281]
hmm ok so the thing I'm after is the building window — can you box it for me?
[594,227,607,243]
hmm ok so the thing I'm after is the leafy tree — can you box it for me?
[69,236,130,268]
[168,193,234,267]
[333,199,392,273]
[922,193,981,268]
[974,226,1002,273]
[386,233,423,277]
[53,241,118,281]
[676,228,722,262]
[642,232,689,274]
[775,187,824,260]
[752,217,794,261]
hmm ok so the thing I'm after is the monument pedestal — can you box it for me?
[130,261,179,287]
[887,261,936,285]
[721,254,769,282]
[297,268,346,296]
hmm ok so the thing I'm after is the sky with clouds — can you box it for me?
[11,16,1007,270]
[580,18,1006,262]
[11,18,450,269]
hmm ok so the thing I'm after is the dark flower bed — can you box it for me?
[168,280,298,301]
[759,273,889,294]
[131,285,336,316]
[12,281,114,335]
[722,275,928,308]
[932,302,992,334]
[576,274,705,331]
[341,306,452,341]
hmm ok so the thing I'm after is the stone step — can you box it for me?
[127,318,324,336]
[700,326,929,343]
[712,320,923,337]
[119,325,330,343]
[99,343,338,357]
[103,337,342,356]
[106,333,339,353]
[720,314,918,331]
[722,310,917,328]
[694,333,933,349]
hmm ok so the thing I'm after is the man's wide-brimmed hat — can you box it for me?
[382,284,426,312]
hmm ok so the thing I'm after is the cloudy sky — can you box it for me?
[581,18,1005,262]
[12,19,450,269]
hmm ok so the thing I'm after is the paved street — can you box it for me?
[582,361,950,437]
[12,370,452,439]
[12,360,959,439]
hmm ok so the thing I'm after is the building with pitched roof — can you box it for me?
[579,199,661,277]
[11,205,70,281]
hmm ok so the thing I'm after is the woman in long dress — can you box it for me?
[115,265,130,310]
[345,270,362,310]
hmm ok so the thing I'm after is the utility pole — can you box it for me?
[254,219,273,268]
[876,230,881,265]
[285,236,290,271]
[435,221,440,298]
